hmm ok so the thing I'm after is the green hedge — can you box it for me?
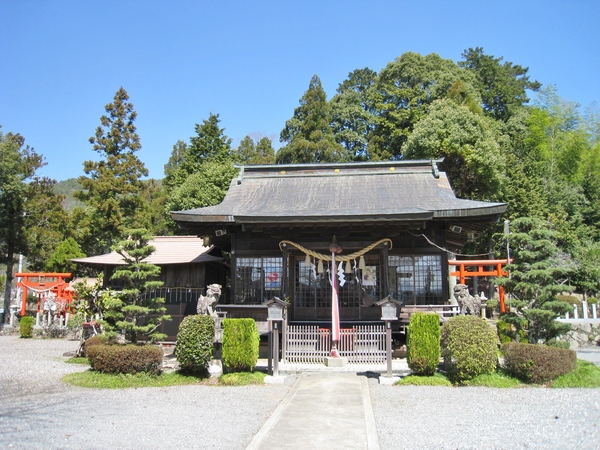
[222,318,259,372]
[501,342,577,383]
[175,315,215,374]
[441,316,498,384]
[19,316,35,338]
[87,344,163,375]
[407,312,440,376]
[82,334,110,356]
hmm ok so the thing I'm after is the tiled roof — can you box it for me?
[171,160,506,226]
[72,236,222,266]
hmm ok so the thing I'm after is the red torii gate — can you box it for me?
[448,259,511,313]
[16,273,73,317]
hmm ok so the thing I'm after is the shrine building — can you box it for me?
[170,159,507,327]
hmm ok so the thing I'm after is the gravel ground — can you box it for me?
[0,336,292,450]
[368,382,600,450]
[1,335,599,450]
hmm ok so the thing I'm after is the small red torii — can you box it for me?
[16,273,73,317]
[448,259,512,313]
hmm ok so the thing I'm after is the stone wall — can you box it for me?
[560,322,600,349]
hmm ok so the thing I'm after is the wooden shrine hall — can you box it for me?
[171,159,507,329]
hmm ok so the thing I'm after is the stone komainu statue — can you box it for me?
[453,284,481,316]
[197,284,222,319]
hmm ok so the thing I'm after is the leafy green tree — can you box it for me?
[369,52,478,160]
[182,113,234,173]
[22,176,68,271]
[137,178,170,236]
[108,228,170,343]
[404,99,505,199]
[495,217,573,344]
[528,85,587,183]
[164,114,238,232]
[163,140,189,190]
[277,75,349,164]
[459,47,541,121]
[165,161,238,225]
[0,128,44,323]
[235,135,275,164]
[45,237,85,274]
[330,68,378,160]
[75,87,148,255]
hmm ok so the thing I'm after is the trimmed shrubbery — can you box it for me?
[407,312,440,376]
[501,342,577,383]
[222,318,259,372]
[441,315,498,384]
[175,314,215,374]
[82,334,110,356]
[19,316,35,338]
[87,344,163,375]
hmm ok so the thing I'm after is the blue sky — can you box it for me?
[2,0,599,181]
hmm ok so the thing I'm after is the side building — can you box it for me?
[72,235,226,340]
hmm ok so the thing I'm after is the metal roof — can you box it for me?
[72,236,222,267]
[171,160,507,228]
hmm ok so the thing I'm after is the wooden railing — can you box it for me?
[284,325,386,364]
[399,304,460,324]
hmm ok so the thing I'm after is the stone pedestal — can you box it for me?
[324,356,348,367]
[378,376,400,385]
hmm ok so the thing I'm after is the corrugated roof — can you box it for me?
[171,160,506,226]
[72,236,223,266]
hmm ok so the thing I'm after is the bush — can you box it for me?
[19,316,35,338]
[406,313,440,376]
[83,334,110,356]
[441,316,498,384]
[87,344,163,375]
[175,315,215,374]
[501,342,577,384]
[222,318,259,372]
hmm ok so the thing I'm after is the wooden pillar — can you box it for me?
[382,241,389,297]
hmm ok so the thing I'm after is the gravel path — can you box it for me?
[1,336,599,449]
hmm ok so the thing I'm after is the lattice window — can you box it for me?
[235,257,282,304]
[388,254,443,305]
[294,256,382,308]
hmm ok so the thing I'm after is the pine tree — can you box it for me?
[235,135,275,164]
[277,75,349,164]
[75,87,148,255]
[108,228,170,343]
[495,217,573,344]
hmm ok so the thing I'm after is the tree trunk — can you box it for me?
[3,250,15,324]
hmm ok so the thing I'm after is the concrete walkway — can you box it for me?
[246,372,379,450]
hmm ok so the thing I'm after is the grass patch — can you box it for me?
[65,357,90,365]
[219,371,266,386]
[62,370,208,389]
[396,373,452,387]
[462,371,523,388]
[549,360,600,388]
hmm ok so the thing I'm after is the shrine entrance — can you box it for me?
[448,259,511,313]
[16,273,73,322]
